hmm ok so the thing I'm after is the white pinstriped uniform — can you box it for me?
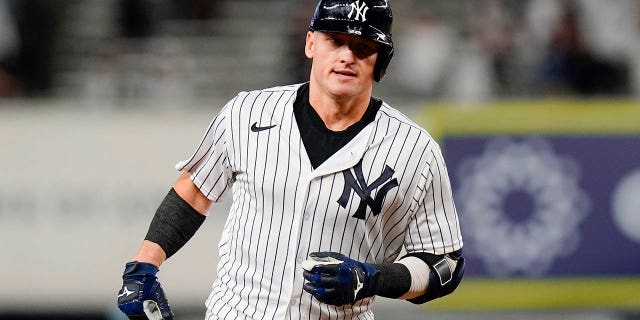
[175,83,463,320]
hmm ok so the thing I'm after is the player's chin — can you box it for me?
[327,85,359,98]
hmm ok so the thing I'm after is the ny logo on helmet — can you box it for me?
[337,160,399,220]
[348,0,369,22]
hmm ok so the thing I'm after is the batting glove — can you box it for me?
[302,252,381,306]
[117,261,174,320]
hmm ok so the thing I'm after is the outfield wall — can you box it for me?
[418,100,640,310]
[0,104,228,314]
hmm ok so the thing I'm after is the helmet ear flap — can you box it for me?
[374,47,393,82]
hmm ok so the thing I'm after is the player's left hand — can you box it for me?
[302,251,380,306]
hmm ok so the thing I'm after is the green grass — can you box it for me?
[424,277,640,310]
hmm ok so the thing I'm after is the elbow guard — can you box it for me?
[403,249,465,304]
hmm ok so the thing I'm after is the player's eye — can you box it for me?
[329,36,344,46]
[356,43,374,55]
[352,42,377,58]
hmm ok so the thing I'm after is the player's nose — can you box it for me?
[337,44,357,64]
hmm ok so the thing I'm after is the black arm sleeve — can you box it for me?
[144,187,206,259]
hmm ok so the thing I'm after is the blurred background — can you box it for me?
[1,0,639,319]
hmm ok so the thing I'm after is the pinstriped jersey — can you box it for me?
[175,83,463,320]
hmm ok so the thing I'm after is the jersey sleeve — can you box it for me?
[404,144,463,255]
[174,98,235,202]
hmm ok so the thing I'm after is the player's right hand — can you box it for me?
[301,252,380,306]
[117,261,174,320]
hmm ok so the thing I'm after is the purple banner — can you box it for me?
[443,135,640,277]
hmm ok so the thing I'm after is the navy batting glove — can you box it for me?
[302,252,380,306]
[117,261,174,320]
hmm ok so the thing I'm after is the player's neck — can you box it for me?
[308,83,372,131]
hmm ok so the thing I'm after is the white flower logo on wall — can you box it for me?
[456,137,590,276]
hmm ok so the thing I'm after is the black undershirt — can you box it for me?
[293,83,382,169]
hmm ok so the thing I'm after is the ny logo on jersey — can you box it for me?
[338,160,398,220]
[348,0,369,22]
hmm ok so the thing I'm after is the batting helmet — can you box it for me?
[309,0,394,82]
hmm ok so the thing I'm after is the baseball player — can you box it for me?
[116,0,464,319]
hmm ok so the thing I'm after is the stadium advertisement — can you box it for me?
[419,100,640,310]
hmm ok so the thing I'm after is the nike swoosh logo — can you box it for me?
[251,122,277,132]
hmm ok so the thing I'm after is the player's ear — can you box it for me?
[305,31,315,59]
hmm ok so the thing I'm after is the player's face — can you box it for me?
[305,31,379,99]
